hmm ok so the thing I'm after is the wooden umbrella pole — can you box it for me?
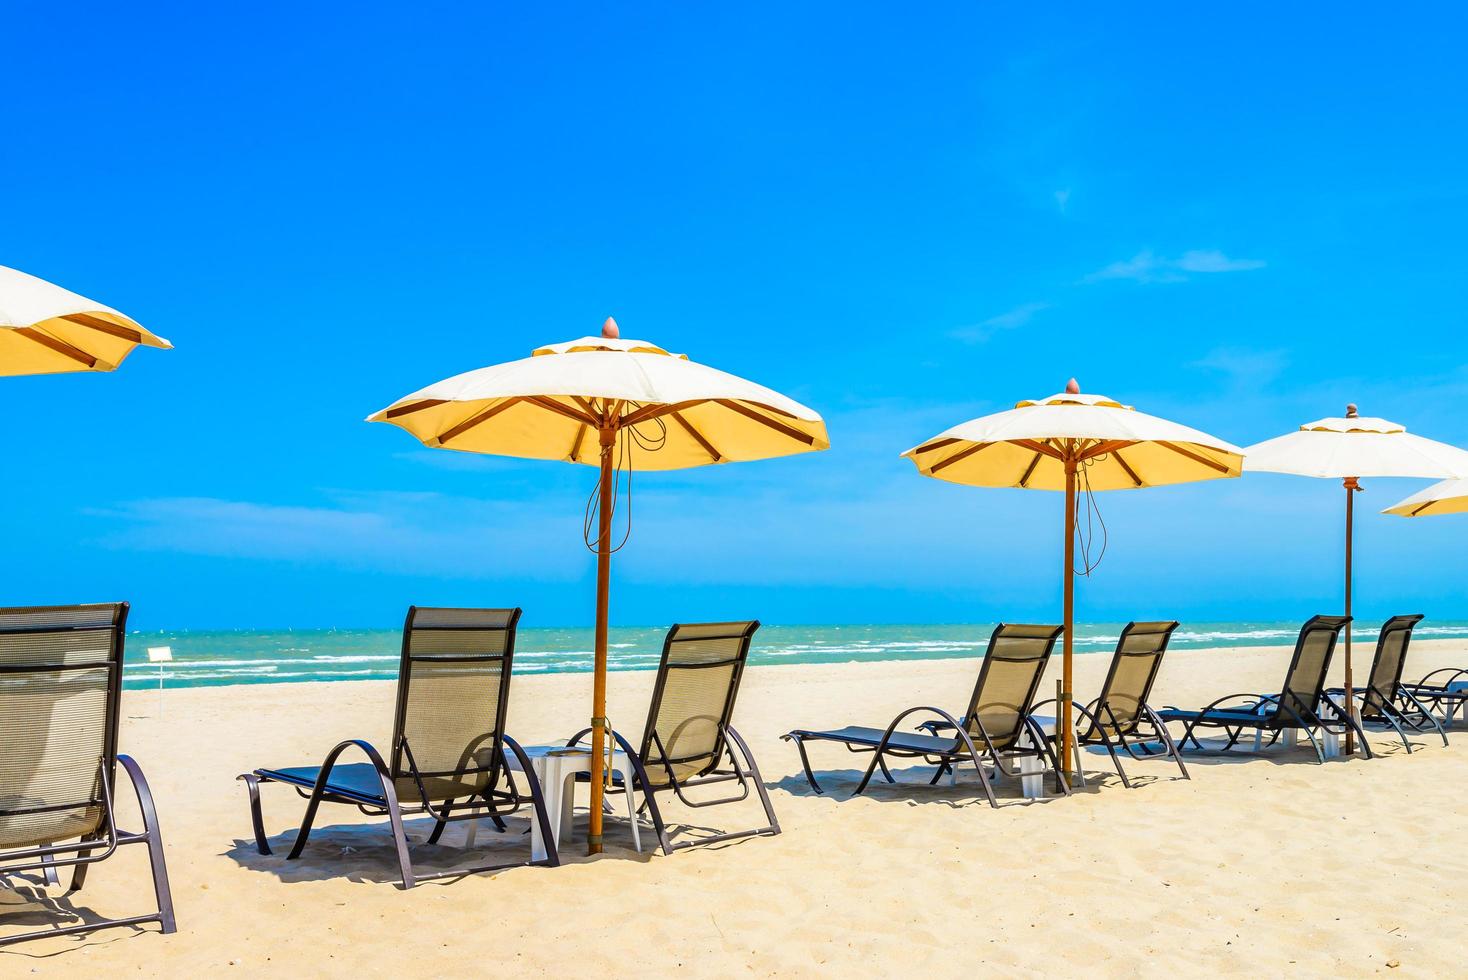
[588,423,616,854]
[1060,456,1077,776]
[1343,477,1358,756]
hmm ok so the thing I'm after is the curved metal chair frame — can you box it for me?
[0,602,176,947]
[783,623,1071,807]
[1330,615,1446,753]
[1158,616,1367,764]
[237,606,559,888]
[566,620,779,855]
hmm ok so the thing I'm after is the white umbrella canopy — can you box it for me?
[903,380,1244,776]
[1,265,172,376]
[1244,410,1468,480]
[1242,404,1468,754]
[1383,479,1468,518]
[371,318,828,855]
[904,388,1242,490]
[369,330,827,469]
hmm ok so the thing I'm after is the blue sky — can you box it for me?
[4,4,1468,629]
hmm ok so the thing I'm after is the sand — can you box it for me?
[4,638,1468,977]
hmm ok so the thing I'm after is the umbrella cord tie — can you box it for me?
[1073,456,1108,576]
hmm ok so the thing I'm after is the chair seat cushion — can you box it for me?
[1155,707,1278,727]
[787,726,970,756]
[257,763,485,805]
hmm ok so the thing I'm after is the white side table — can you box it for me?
[505,743,643,860]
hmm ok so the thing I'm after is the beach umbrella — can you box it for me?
[368,317,828,854]
[902,380,1243,775]
[1,265,171,376]
[1383,478,1468,518]
[1244,405,1468,753]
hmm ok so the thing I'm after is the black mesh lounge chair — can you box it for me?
[1329,615,1446,752]
[0,603,176,947]
[1001,621,1189,788]
[1156,615,1365,763]
[1401,647,1468,728]
[782,624,1070,807]
[566,621,778,855]
[238,607,558,888]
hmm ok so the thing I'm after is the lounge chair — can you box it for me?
[1401,645,1468,728]
[973,620,1190,788]
[239,606,559,888]
[1332,615,1446,751]
[0,603,176,947]
[565,621,778,854]
[782,623,1070,807]
[1156,615,1364,763]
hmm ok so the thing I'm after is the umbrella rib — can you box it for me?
[60,313,144,344]
[569,395,600,423]
[436,398,521,445]
[930,441,988,474]
[1017,450,1043,487]
[384,398,449,419]
[569,423,589,461]
[714,399,817,445]
[1079,439,1136,461]
[1011,439,1066,460]
[524,395,599,427]
[1111,447,1144,487]
[913,436,963,456]
[620,400,704,428]
[1411,502,1431,517]
[670,410,722,462]
[1157,440,1233,474]
[12,327,98,368]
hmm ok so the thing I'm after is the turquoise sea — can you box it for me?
[119,621,1468,691]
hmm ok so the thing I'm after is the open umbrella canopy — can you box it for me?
[902,386,1244,488]
[368,327,827,467]
[1383,478,1468,518]
[903,381,1243,777]
[370,317,827,855]
[1,265,171,376]
[1243,408,1468,479]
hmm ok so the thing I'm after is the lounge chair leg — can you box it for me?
[237,773,273,855]
[1072,740,1088,788]
[877,754,897,784]
[782,735,825,794]
[1146,708,1190,780]
[39,851,59,886]
[1300,726,1326,764]
[68,835,97,892]
[726,726,781,838]
[427,800,452,845]
[118,754,178,935]
[1103,742,1129,789]
[501,735,561,867]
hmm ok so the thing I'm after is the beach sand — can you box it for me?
[4,639,1468,976]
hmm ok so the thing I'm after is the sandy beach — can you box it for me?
[4,638,1467,977]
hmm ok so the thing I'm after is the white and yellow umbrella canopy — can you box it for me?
[368,324,828,467]
[1243,409,1468,479]
[1384,479,1468,518]
[1,265,172,376]
[903,386,1244,488]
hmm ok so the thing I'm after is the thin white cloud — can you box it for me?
[1084,249,1265,284]
[1053,188,1071,213]
[949,301,1050,344]
[1191,347,1289,388]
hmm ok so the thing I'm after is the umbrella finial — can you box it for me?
[1346,403,1358,418]
[602,317,620,339]
[1065,378,1080,394]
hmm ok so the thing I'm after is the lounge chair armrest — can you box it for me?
[915,718,958,735]
[315,738,395,780]
[882,705,970,742]
[1190,692,1271,716]
[1415,667,1468,689]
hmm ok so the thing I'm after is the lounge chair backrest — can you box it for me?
[1277,615,1350,724]
[0,603,126,851]
[639,621,759,788]
[961,623,1064,750]
[390,606,521,802]
[1085,620,1179,737]
[1361,614,1425,718]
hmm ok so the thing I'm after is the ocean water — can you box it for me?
[119,621,1468,691]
